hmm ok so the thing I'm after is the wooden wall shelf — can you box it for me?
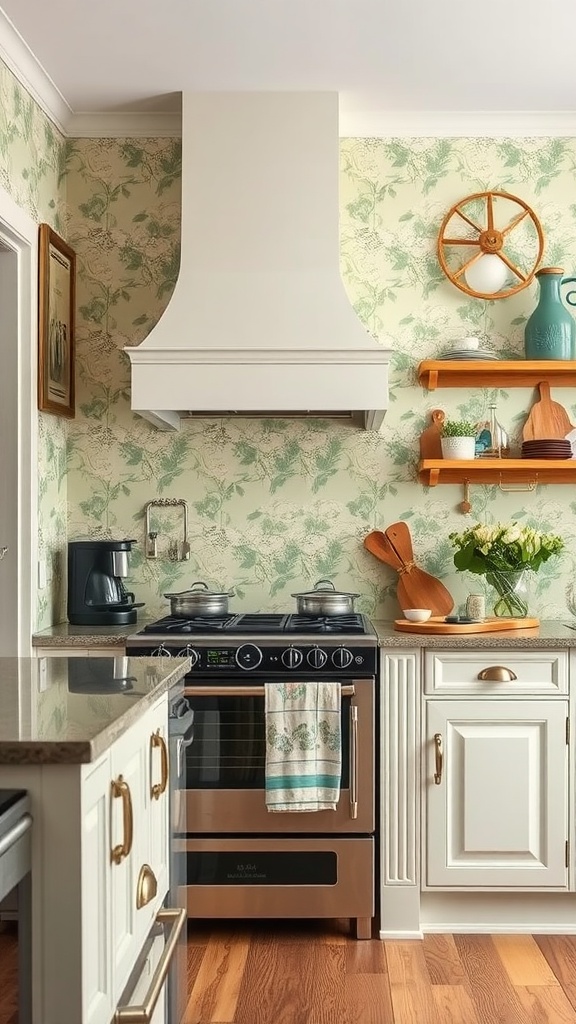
[419,459,576,487]
[418,360,576,391]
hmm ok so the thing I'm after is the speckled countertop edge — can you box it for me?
[31,616,162,647]
[0,658,191,765]
[373,619,576,648]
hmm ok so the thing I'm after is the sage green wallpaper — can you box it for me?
[66,134,576,622]
[0,61,68,629]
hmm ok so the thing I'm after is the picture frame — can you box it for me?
[38,223,76,418]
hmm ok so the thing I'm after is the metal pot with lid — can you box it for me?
[291,579,360,616]
[164,581,234,617]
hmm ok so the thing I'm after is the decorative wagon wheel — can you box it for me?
[437,190,544,299]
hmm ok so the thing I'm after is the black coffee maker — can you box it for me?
[67,539,144,625]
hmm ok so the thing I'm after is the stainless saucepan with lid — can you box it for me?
[291,579,360,616]
[164,581,234,617]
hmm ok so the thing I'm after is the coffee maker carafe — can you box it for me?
[67,539,144,625]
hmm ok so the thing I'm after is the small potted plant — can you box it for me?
[440,419,477,460]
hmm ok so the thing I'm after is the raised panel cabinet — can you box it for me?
[425,699,568,889]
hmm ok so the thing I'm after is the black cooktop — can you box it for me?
[137,612,372,636]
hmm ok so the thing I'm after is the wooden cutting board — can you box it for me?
[394,616,540,634]
[522,381,575,440]
[419,409,445,460]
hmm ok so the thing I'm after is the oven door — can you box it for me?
[183,678,374,834]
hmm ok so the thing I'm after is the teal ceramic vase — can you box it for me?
[524,267,576,360]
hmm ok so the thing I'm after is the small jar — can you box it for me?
[466,594,486,620]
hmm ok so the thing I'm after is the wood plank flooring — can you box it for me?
[4,919,576,1022]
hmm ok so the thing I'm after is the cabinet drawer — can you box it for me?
[424,649,568,695]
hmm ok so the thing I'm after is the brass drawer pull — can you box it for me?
[477,666,518,682]
[111,775,133,864]
[151,729,169,800]
[434,733,443,785]
[136,864,158,910]
[115,907,186,1022]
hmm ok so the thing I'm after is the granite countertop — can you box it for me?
[31,614,163,648]
[373,619,576,648]
[0,656,190,765]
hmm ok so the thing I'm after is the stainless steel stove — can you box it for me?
[125,612,377,939]
[126,612,377,675]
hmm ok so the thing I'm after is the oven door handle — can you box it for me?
[349,704,359,820]
[184,684,356,697]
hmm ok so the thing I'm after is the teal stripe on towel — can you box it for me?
[266,774,340,790]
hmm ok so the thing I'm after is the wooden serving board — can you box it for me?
[394,616,540,634]
[522,381,575,441]
[419,409,445,461]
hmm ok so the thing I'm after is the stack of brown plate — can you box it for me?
[521,439,573,460]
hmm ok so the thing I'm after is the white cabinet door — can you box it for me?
[147,701,170,904]
[110,714,150,996]
[81,754,113,1024]
[425,699,568,888]
[109,696,170,1001]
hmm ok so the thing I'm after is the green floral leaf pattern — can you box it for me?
[3,60,576,624]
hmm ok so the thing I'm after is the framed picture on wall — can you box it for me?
[38,223,76,418]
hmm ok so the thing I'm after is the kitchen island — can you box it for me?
[0,656,190,1024]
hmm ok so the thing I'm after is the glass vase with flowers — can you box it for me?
[448,522,564,618]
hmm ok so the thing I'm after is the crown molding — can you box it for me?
[68,111,182,138]
[339,109,576,138]
[1,7,576,141]
[0,8,71,135]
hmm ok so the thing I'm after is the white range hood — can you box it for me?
[126,92,391,431]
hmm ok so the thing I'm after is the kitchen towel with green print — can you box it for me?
[264,681,342,811]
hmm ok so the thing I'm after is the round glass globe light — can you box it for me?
[464,254,509,294]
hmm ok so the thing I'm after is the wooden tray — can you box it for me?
[394,616,540,634]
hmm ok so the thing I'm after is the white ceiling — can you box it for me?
[1,0,575,123]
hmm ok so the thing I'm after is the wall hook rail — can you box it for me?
[144,499,190,560]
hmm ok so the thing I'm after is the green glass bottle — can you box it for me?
[524,267,576,360]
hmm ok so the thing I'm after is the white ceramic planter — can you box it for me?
[441,436,476,460]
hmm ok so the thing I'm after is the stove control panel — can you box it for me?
[129,641,377,676]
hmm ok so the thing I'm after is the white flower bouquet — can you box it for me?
[449,521,564,617]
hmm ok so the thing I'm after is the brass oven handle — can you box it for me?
[184,685,355,697]
[114,907,186,1022]
[477,666,518,682]
[111,775,133,864]
[349,704,358,819]
[150,729,169,800]
[434,733,443,785]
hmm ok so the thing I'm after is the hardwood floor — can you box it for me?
[4,918,576,1022]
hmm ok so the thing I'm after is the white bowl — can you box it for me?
[457,336,481,351]
[402,608,432,622]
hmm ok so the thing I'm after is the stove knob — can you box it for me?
[281,646,303,669]
[235,643,263,671]
[152,644,171,658]
[307,646,328,669]
[177,646,199,667]
[332,646,353,669]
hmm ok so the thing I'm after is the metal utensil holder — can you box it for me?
[144,499,190,560]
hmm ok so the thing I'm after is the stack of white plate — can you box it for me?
[439,347,499,361]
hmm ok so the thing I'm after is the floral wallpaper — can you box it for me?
[2,48,576,628]
[0,60,68,629]
[65,133,576,623]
